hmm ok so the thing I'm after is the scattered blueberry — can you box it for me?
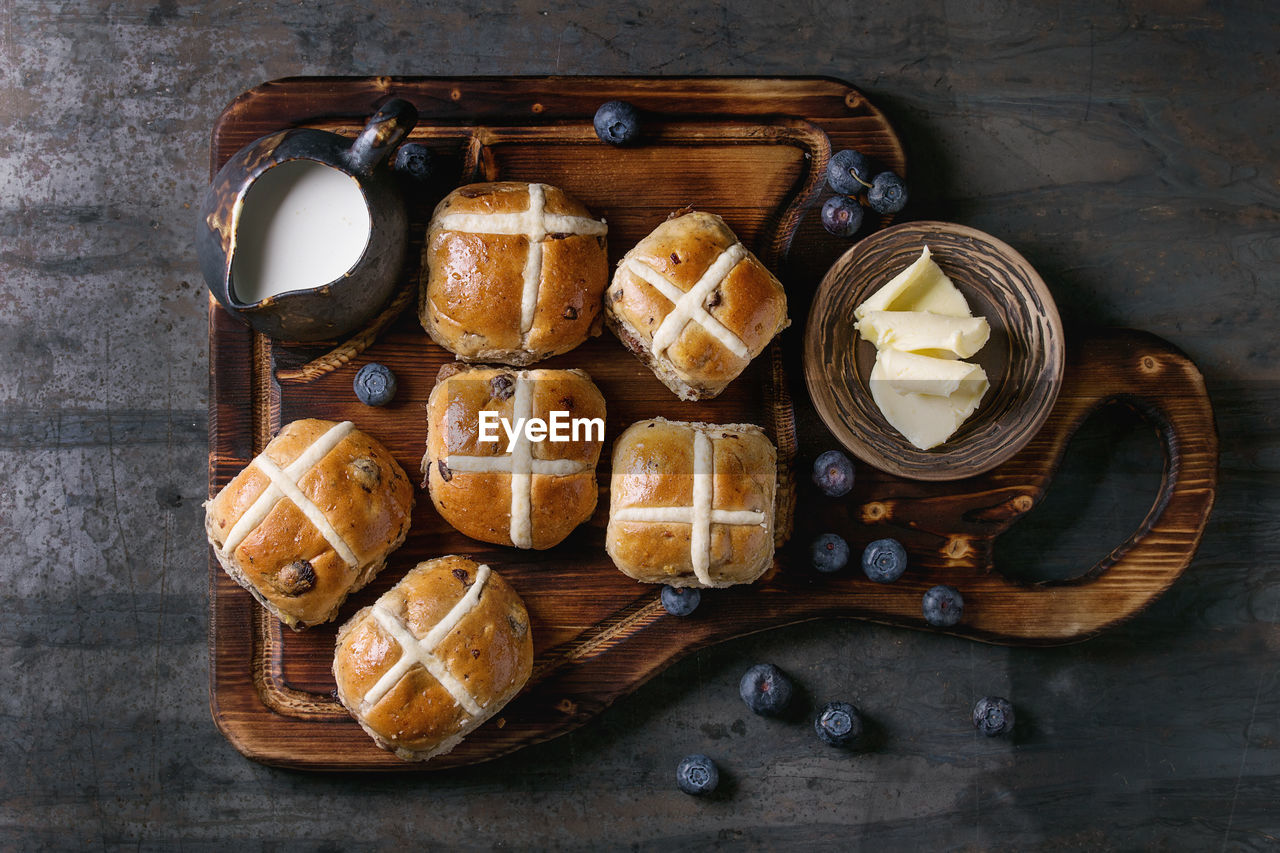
[676,754,719,795]
[922,584,964,627]
[814,701,864,747]
[826,149,875,195]
[739,663,794,716]
[393,143,434,182]
[821,195,864,237]
[972,696,1015,737]
[861,538,907,583]
[812,450,855,497]
[660,584,701,616]
[867,172,908,215]
[811,533,850,573]
[354,363,397,407]
[593,100,641,146]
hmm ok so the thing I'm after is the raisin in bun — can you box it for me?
[205,419,414,630]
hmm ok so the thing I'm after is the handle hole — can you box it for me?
[995,401,1164,585]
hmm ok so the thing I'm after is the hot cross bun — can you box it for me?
[606,417,778,588]
[422,363,607,550]
[605,210,789,400]
[420,181,609,365]
[333,555,534,762]
[205,419,414,630]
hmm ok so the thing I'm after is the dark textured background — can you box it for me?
[2,1,1277,849]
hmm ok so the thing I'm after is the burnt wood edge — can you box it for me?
[206,300,260,758]
[828,330,1218,644]
[941,331,1218,643]
[1001,332,1218,607]
[212,75,905,136]
[206,76,907,217]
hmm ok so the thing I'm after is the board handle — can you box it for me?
[972,329,1219,641]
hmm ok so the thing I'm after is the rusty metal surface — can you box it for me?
[1,0,1276,848]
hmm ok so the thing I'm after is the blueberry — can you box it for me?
[814,701,863,747]
[922,584,964,627]
[739,663,794,716]
[810,533,850,573]
[676,754,719,795]
[812,450,855,497]
[354,363,397,407]
[867,172,908,215]
[826,149,875,195]
[660,584,701,616]
[861,538,907,583]
[820,195,864,238]
[393,143,434,182]
[972,696,1015,737]
[593,100,640,146]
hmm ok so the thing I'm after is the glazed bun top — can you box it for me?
[420,181,609,366]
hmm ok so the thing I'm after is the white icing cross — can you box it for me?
[611,425,766,586]
[435,183,608,336]
[220,420,358,567]
[442,372,590,549]
[624,242,751,360]
[362,563,491,715]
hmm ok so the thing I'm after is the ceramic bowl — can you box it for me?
[804,221,1064,481]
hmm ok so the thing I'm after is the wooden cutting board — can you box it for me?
[207,77,1217,770]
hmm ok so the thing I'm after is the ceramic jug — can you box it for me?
[196,98,418,342]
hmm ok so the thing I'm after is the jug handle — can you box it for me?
[346,98,419,175]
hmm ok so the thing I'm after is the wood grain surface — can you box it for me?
[207,78,1215,769]
[4,2,1276,848]
[208,76,894,768]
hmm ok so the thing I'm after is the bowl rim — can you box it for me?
[803,220,1065,481]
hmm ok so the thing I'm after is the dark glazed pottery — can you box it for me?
[196,98,418,342]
